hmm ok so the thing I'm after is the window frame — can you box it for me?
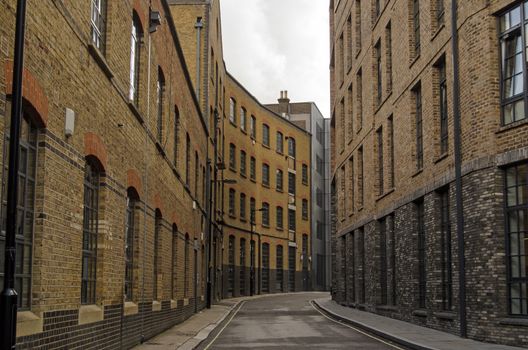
[90,0,107,53]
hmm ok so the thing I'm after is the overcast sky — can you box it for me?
[219,0,330,118]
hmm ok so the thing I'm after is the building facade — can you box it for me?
[330,0,528,347]
[0,0,312,348]
[267,93,332,291]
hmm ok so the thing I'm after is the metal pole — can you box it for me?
[250,211,254,296]
[1,1,27,348]
[450,0,467,338]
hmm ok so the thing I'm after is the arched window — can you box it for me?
[184,233,190,297]
[276,245,284,291]
[129,12,143,104]
[0,110,39,310]
[262,124,270,147]
[288,137,296,158]
[82,157,102,304]
[228,235,235,295]
[276,131,283,153]
[125,188,139,301]
[174,106,180,167]
[154,209,162,300]
[172,224,178,300]
[157,67,165,142]
[262,243,270,292]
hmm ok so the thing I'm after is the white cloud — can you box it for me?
[220,0,330,117]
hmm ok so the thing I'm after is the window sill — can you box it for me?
[229,214,236,219]
[412,309,427,317]
[496,118,528,134]
[302,182,308,186]
[229,121,237,127]
[431,23,446,41]
[276,150,284,156]
[276,227,284,231]
[412,167,423,178]
[240,218,247,223]
[262,224,270,229]
[376,305,398,312]
[276,188,283,193]
[17,310,43,337]
[262,184,270,189]
[433,311,456,320]
[250,178,256,183]
[263,144,271,149]
[241,129,247,134]
[409,53,421,68]
[128,101,144,124]
[434,152,449,164]
[376,187,395,202]
[124,301,139,316]
[155,141,166,157]
[88,44,113,80]
[229,167,237,173]
[240,173,247,178]
[499,317,528,327]
[79,304,104,325]
[152,300,162,312]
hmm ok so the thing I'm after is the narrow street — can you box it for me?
[197,293,402,350]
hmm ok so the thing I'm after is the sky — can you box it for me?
[219,0,330,118]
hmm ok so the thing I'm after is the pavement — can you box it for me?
[133,293,526,350]
[313,297,526,350]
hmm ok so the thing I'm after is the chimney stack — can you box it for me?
[278,90,290,116]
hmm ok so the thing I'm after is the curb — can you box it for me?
[312,299,436,350]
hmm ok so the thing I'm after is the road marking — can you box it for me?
[203,300,246,350]
[309,300,406,350]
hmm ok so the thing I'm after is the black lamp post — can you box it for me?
[249,207,265,296]
[0,0,27,348]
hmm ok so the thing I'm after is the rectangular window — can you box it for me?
[240,238,246,295]
[355,0,362,54]
[250,157,256,181]
[153,213,161,300]
[437,57,448,155]
[240,193,246,220]
[174,110,180,167]
[316,155,324,176]
[380,218,388,305]
[276,206,284,229]
[263,124,270,147]
[412,0,421,58]
[348,84,354,138]
[250,115,257,138]
[356,69,363,132]
[504,163,528,315]
[436,0,445,28]
[250,197,256,223]
[377,127,384,195]
[338,33,344,86]
[229,143,236,171]
[388,116,395,188]
[240,150,247,176]
[91,0,107,53]
[81,161,100,305]
[439,188,452,310]
[276,169,283,191]
[288,246,296,291]
[276,131,284,153]
[359,227,366,303]
[317,221,324,240]
[262,163,270,187]
[316,123,324,145]
[186,134,190,186]
[302,164,309,185]
[229,189,236,217]
[414,84,423,170]
[288,172,296,195]
[302,199,309,220]
[374,0,381,20]
[340,98,345,151]
[385,22,392,93]
[276,246,284,291]
[129,15,142,104]
[416,199,426,309]
[240,107,247,131]
[340,166,346,220]
[389,214,396,306]
[262,203,270,227]
[156,69,165,142]
[348,157,355,214]
[229,98,236,124]
[0,115,38,309]
[346,14,353,71]
[316,188,323,208]
[375,40,382,106]
[288,209,296,231]
[358,146,364,207]
[125,196,136,301]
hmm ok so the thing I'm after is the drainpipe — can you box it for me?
[0,1,27,348]
[450,0,467,338]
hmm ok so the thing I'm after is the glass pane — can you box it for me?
[19,147,27,175]
[0,239,5,273]
[512,283,521,298]
[514,74,524,95]
[515,99,525,121]
[504,103,514,125]
[512,256,520,277]
[518,185,528,205]
[23,244,31,274]
[20,118,29,143]
[520,210,527,232]
[24,211,33,241]
[511,233,520,254]
[501,13,511,32]
[510,212,519,232]
[508,186,517,206]
[512,7,521,28]
[15,243,22,274]
[521,256,527,277]
[519,164,528,185]
[504,78,513,98]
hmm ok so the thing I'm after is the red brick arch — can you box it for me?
[84,132,108,171]
[152,192,165,215]
[126,168,143,198]
[133,0,147,33]
[4,61,48,127]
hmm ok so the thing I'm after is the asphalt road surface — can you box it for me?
[197,292,405,350]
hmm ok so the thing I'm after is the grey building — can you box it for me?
[266,91,331,291]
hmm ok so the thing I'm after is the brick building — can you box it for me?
[0,0,312,348]
[170,0,313,298]
[330,0,528,347]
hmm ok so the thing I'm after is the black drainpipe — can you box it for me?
[450,0,467,338]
